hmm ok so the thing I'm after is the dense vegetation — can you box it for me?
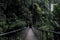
[0,0,60,40]
[0,0,49,33]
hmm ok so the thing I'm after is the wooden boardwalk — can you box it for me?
[25,28,37,40]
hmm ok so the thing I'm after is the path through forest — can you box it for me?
[25,28,37,40]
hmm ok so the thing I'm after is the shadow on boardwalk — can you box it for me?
[25,28,37,40]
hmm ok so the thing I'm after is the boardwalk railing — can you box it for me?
[38,29,60,40]
[32,27,60,40]
[0,27,27,40]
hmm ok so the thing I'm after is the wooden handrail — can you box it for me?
[0,27,27,36]
[38,29,60,34]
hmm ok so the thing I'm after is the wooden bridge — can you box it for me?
[25,28,37,40]
[0,27,60,40]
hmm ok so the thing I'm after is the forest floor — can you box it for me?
[25,28,38,40]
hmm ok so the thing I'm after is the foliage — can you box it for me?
[0,0,60,40]
[53,4,60,18]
